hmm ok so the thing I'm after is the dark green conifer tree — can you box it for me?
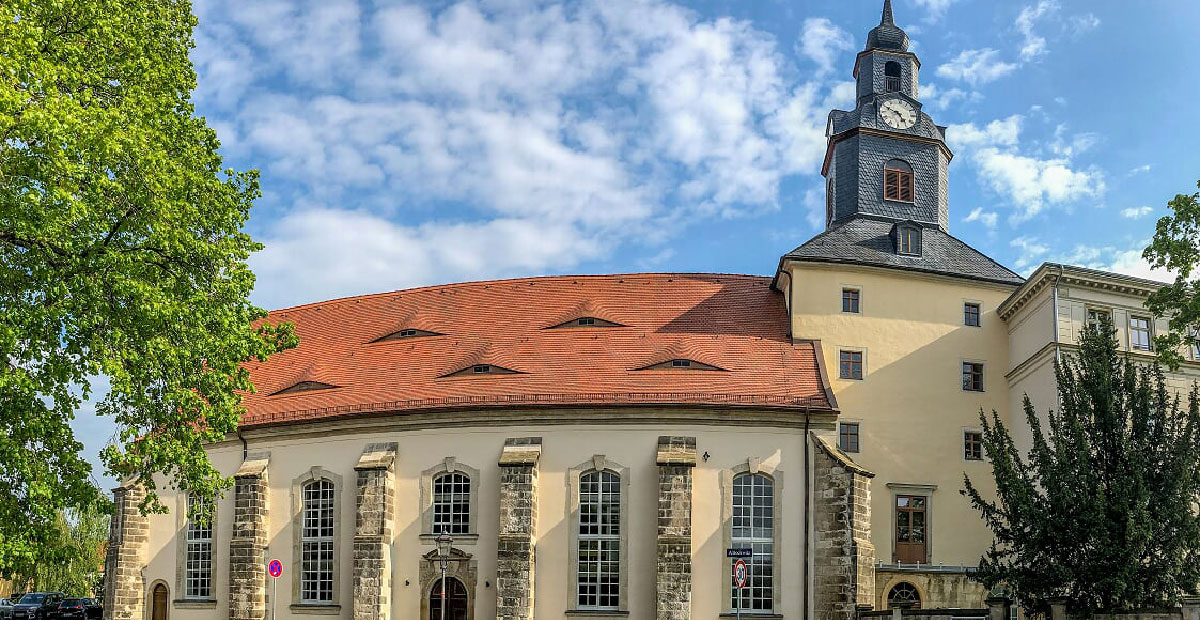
[964,319,1200,614]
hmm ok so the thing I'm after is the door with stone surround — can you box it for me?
[894,495,926,563]
[429,577,469,620]
[150,583,168,620]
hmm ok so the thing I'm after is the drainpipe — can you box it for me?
[1052,264,1063,364]
[237,429,248,461]
[803,409,811,620]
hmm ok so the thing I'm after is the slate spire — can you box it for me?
[865,0,909,52]
[882,0,894,26]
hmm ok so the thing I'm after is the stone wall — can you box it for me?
[353,443,397,620]
[496,437,541,620]
[813,433,876,620]
[655,436,695,620]
[875,568,988,610]
[103,484,148,620]
[229,453,270,620]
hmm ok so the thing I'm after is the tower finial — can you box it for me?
[881,0,895,26]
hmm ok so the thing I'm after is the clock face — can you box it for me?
[879,99,917,129]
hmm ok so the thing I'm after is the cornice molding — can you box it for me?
[1000,263,1166,321]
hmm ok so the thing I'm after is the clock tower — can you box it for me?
[822,0,953,231]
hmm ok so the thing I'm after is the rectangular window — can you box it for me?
[962,362,984,392]
[433,472,471,535]
[838,422,860,453]
[963,302,981,327]
[301,480,335,603]
[964,431,983,461]
[184,495,213,599]
[731,473,774,612]
[578,471,621,610]
[1130,316,1152,351]
[898,227,918,254]
[842,288,860,313]
[1086,308,1111,330]
[839,350,863,380]
[1190,330,1200,361]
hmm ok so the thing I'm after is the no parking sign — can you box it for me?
[268,559,283,578]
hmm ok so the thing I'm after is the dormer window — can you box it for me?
[547,316,623,329]
[372,328,442,342]
[441,364,520,377]
[884,61,902,93]
[271,380,338,396]
[884,160,914,202]
[635,358,725,371]
[891,223,922,256]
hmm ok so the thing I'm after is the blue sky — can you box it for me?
[73,0,1200,486]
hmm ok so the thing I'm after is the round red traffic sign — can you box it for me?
[268,559,283,579]
[733,559,748,588]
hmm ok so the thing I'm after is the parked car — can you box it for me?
[51,599,99,620]
[11,593,64,620]
[0,597,15,620]
[81,599,100,620]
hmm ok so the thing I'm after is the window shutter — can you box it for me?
[899,171,914,201]
[884,169,899,201]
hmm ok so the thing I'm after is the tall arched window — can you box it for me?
[300,479,335,603]
[577,470,621,610]
[884,61,902,93]
[432,472,471,535]
[731,473,774,612]
[184,494,213,599]
[884,159,914,202]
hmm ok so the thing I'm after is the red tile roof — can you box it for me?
[239,273,835,428]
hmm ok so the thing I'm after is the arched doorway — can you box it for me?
[429,577,468,620]
[150,583,169,620]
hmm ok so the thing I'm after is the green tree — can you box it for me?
[1144,180,1200,368]
[963,321,1200,614]
[0,0,294,578]
[12,504,109,596]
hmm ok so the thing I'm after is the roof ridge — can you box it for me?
[268,272,773,314]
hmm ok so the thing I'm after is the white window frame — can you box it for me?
[184,494,214,600]
[290,466,342,610]
[577,470,621,610]
[567,456,629,614]
[1129,315,1153,351]
[721,460,783,615]
[300,480,335,603]
[420,457,480,544]
[432,471,471,536]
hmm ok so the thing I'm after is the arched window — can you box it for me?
[884,61,902,93]
[300,479,335,603]
[433,472,471,535]
[887,582,922,609]
[577,470,621,610]
[731,473,774,612]
[184,495,213,599]
[884,159,914,202]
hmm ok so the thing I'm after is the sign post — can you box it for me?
[267,559,283,620]
[727,548,752,620]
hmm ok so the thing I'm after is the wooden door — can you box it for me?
[151,584,168,620]
[894,495,926,563]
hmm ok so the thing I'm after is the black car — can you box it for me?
[0,598,15,620]
[51,599,99,620]
[11,593,64,620]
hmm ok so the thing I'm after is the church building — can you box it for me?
[104,3,1200,620]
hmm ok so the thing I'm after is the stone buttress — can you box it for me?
[655,436,696,620]
[353,443,397,620]
[103,484,149,620]
[229,452,270,620]
[812,433,876,620]
[496,437,542,620]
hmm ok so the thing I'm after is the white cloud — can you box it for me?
[949,115,1104,220]
[935,49,1019,87]
[1049,124,1099,157]
[1016,1,1057,61]
[1069,13,1101,34]
[189,0,845,308]
[964,207,998,228]
[920,82,979,111]
[1107,247,1171,283]
[1129,164,1152,175]
[1011,236,1050,272]
[798,18,854,76]
[1120,206,1154,219]
[911,0,959,22]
